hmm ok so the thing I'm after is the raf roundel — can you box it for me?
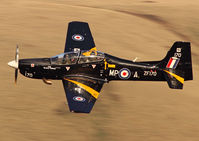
[73,96,86,102]
[72,34,84,41]
[119,68,131,79]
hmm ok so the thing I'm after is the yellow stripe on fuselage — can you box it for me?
[164,70,184,84]
[104,59,116,70]
[64,78,99,99]
[108,64,116,68]
[104,59,107,70]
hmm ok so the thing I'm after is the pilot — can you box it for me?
[67,53,77,64]
[57,57,63,64]
[62,54,67,64]
[80,56,89,63]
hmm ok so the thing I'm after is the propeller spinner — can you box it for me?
[8,45,19,84]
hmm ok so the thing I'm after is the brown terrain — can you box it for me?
[1,0,199,140]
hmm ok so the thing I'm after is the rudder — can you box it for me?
[158,41,193,89]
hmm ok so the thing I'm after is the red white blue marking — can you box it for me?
[119,68,131,79]
[31,63,35,67]
[73,96,86,102]
[72,34,84,41]
[166,57,180,69]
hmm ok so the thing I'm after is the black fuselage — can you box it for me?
[19,53,165,82]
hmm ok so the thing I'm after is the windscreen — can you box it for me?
[78,51,104,64]
[51,52,79,65]
[51,50,104,65]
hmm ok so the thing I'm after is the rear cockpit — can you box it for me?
[51,50,104,65]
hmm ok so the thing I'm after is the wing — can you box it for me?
[62,77,104,113]
[64,21,95,52]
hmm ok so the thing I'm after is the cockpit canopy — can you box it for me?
[51,50,104,65]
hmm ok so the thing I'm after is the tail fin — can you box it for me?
[158,41,193,89]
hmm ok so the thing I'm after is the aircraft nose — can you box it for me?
[8,60,18,69]
[19,58,51,67]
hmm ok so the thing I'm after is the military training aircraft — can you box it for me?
[8,21,193,113]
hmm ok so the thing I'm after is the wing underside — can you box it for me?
[62,77,104,113]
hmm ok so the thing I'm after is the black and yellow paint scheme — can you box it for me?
[9,21,193,113]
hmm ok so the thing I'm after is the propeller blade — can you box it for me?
[15,45,19,62]
[15,69,18,84]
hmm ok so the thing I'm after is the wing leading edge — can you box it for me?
[64,21,95,52]
[62,77,104,113]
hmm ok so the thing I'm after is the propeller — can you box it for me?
[8,45,19,84]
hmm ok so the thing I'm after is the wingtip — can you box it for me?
[69,21,88,25]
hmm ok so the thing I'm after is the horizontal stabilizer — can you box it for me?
[163,69,184,89]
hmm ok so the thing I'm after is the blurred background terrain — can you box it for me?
[0,0,199,140]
